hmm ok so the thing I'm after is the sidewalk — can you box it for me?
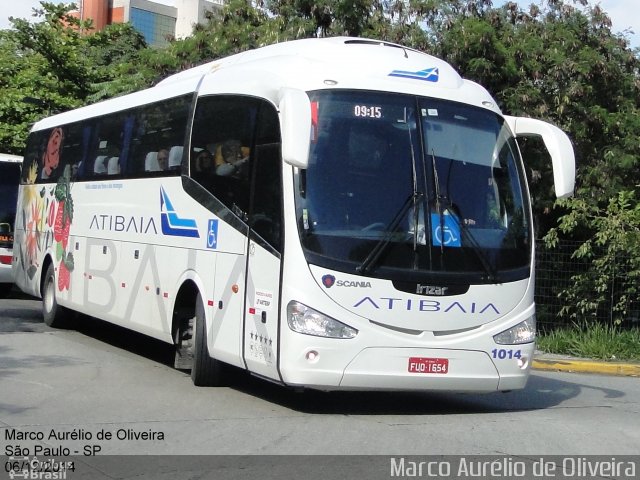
[533,351,640,376]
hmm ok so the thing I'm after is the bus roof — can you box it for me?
[32,37,501,131]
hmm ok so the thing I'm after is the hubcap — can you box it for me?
[45,275,55,313]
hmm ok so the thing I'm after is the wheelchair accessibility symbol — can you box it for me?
[431,213,461,247]
[206,219,219,249]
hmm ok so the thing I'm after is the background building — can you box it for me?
[73,0,222,46]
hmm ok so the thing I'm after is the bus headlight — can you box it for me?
[287,301,358,339]
[493,316,536,345]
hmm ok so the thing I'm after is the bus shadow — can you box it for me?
[1,285,36,300]
[224,371,593,415]
[70,314,176,367]
[15,312,619,416]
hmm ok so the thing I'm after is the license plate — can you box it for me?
[408,357,449,374]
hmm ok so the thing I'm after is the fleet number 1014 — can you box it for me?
[491,349,522,360]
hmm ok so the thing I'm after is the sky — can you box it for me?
[0,0,638,48]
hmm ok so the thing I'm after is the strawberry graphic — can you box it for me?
[53,198,73,250]
[58,261,70,291]
[53,173,74,291]
[57,252,74,292]
[59,216,71,250]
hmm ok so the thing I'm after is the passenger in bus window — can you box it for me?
[157,148,170,171]
[194,149,214,173]
[215,140,249,177]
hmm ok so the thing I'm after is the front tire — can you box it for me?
[191,293,226,386]
[42,263,67,328]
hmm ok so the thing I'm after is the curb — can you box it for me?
[532,357,640,377]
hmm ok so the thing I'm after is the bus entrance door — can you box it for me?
[243,238,281,381]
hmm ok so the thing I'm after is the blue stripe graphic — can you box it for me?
[389,67,439,82]
[160,187,200,238]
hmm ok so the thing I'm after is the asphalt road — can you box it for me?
[1,295,639,478]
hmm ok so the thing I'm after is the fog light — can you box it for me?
[306,350,319,362]
[517,356,529,369]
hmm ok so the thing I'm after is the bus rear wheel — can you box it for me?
[190,293,226,386]
[42,263,68,328]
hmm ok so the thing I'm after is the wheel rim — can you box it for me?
[186,316,195,358]
[44,274,55,314]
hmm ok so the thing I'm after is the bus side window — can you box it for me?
[129,95,190,177]
[91,113,125,178]
[56,122,85,181]
[39,127,65,182]
[249,103,283,251]
[190,95,257,220]
[251,143,282,251]
[22,131,45,184]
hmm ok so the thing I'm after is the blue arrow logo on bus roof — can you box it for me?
[389,67,439,82]
[160,187,200,238]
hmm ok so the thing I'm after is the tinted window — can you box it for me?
[0,162,21,232]
[21,94,193,184]
[190,96,258,220]
[190,96,283,251]
[129,95,192,176]
[249,105,283,252]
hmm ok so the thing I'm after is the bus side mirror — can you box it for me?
[279,88,311,169]
[505,116,576,198]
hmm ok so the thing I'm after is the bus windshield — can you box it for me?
[294,90,531,284]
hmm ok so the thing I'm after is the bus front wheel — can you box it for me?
[191,293,226,386]
[42,263,68,328]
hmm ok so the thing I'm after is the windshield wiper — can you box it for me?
[430,149,498,282]
[356,191,423,275]
[454,215,499,283]
[430,149,446,257]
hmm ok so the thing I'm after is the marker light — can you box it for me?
[287,301,358,339]
[493,316,536,345]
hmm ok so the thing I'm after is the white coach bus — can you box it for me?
[13,37,575,391]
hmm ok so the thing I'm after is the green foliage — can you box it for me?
[0,27,82,153]
[537,323,640,361]
[10,2,93,98]
[0,2,148,153]
[84,23,149,101]
[546,190,640,325]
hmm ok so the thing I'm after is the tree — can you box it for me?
[84,22,149,101]
[0,28,82,154]
[10,2,95,99]
[0,2,149,153]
